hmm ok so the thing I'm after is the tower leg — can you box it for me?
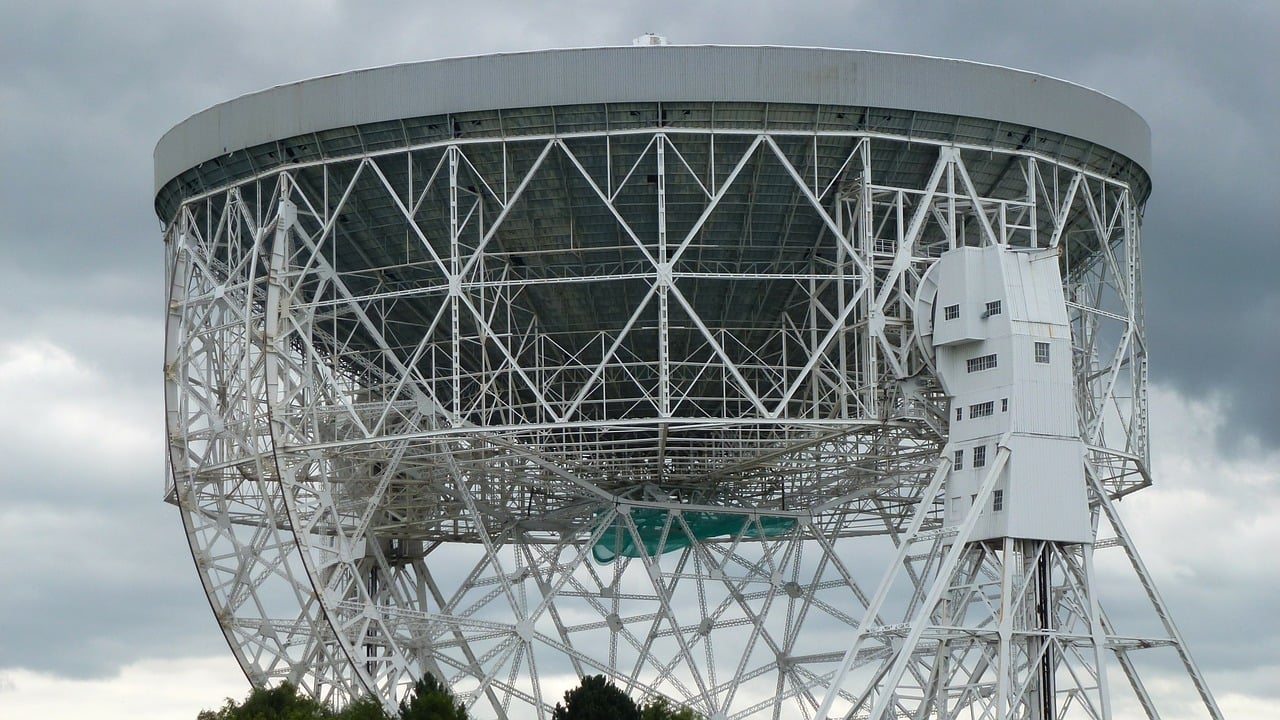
[820,444,1167,720]
[1085,462,1225,720]
[815,469,1226,720]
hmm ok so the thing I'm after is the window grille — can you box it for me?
[974,445,987,468]
[1035,341,1050,364]
[969,401,994,418]
[955,407,963,421]
[1001,398,1009,412]
[984,300,1002,317]
[953,449,963,469]
[944,304,960,320]
[967,354,998,372]
[993,489,1004,511]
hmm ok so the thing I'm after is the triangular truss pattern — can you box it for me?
[162,120,1219,719]
[814,453,1224,720]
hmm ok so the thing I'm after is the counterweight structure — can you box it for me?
[157,46,1221,719]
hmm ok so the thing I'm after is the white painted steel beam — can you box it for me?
[158,53,1211,718]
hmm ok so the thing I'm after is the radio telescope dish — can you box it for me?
[158,46,1221,719]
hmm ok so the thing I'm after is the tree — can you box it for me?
[640,696,703,720]
[196,681,333,720]
[397,673,468,720]
[551,675,640,720]
[339,695,393,720]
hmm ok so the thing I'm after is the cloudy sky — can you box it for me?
[1,1,1276,718]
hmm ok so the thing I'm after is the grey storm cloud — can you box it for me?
[1,0,1276,714]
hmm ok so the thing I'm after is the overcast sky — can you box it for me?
[1,2,1276,718]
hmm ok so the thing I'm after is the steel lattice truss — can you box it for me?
[163,117,1218,719]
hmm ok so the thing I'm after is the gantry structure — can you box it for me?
[157,46,1221,719]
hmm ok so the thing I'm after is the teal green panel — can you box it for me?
[592,508,795,563]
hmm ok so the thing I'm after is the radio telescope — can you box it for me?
[158,46,1223,719]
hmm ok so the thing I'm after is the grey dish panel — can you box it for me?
[155,45,1152,197]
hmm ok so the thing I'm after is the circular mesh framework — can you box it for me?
[158,47,1176,719]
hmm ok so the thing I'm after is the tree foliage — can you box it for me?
[551,675,641,720]
[343,695,394,720]
[196,681,334,720]
[397,673,469,720]
[196,683,396,720]
[640,695,704,720]
[198,673,704,720]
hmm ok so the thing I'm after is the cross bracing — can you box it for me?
[162,104,1213,719]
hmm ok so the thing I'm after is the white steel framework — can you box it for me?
[160,77,1219,719]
